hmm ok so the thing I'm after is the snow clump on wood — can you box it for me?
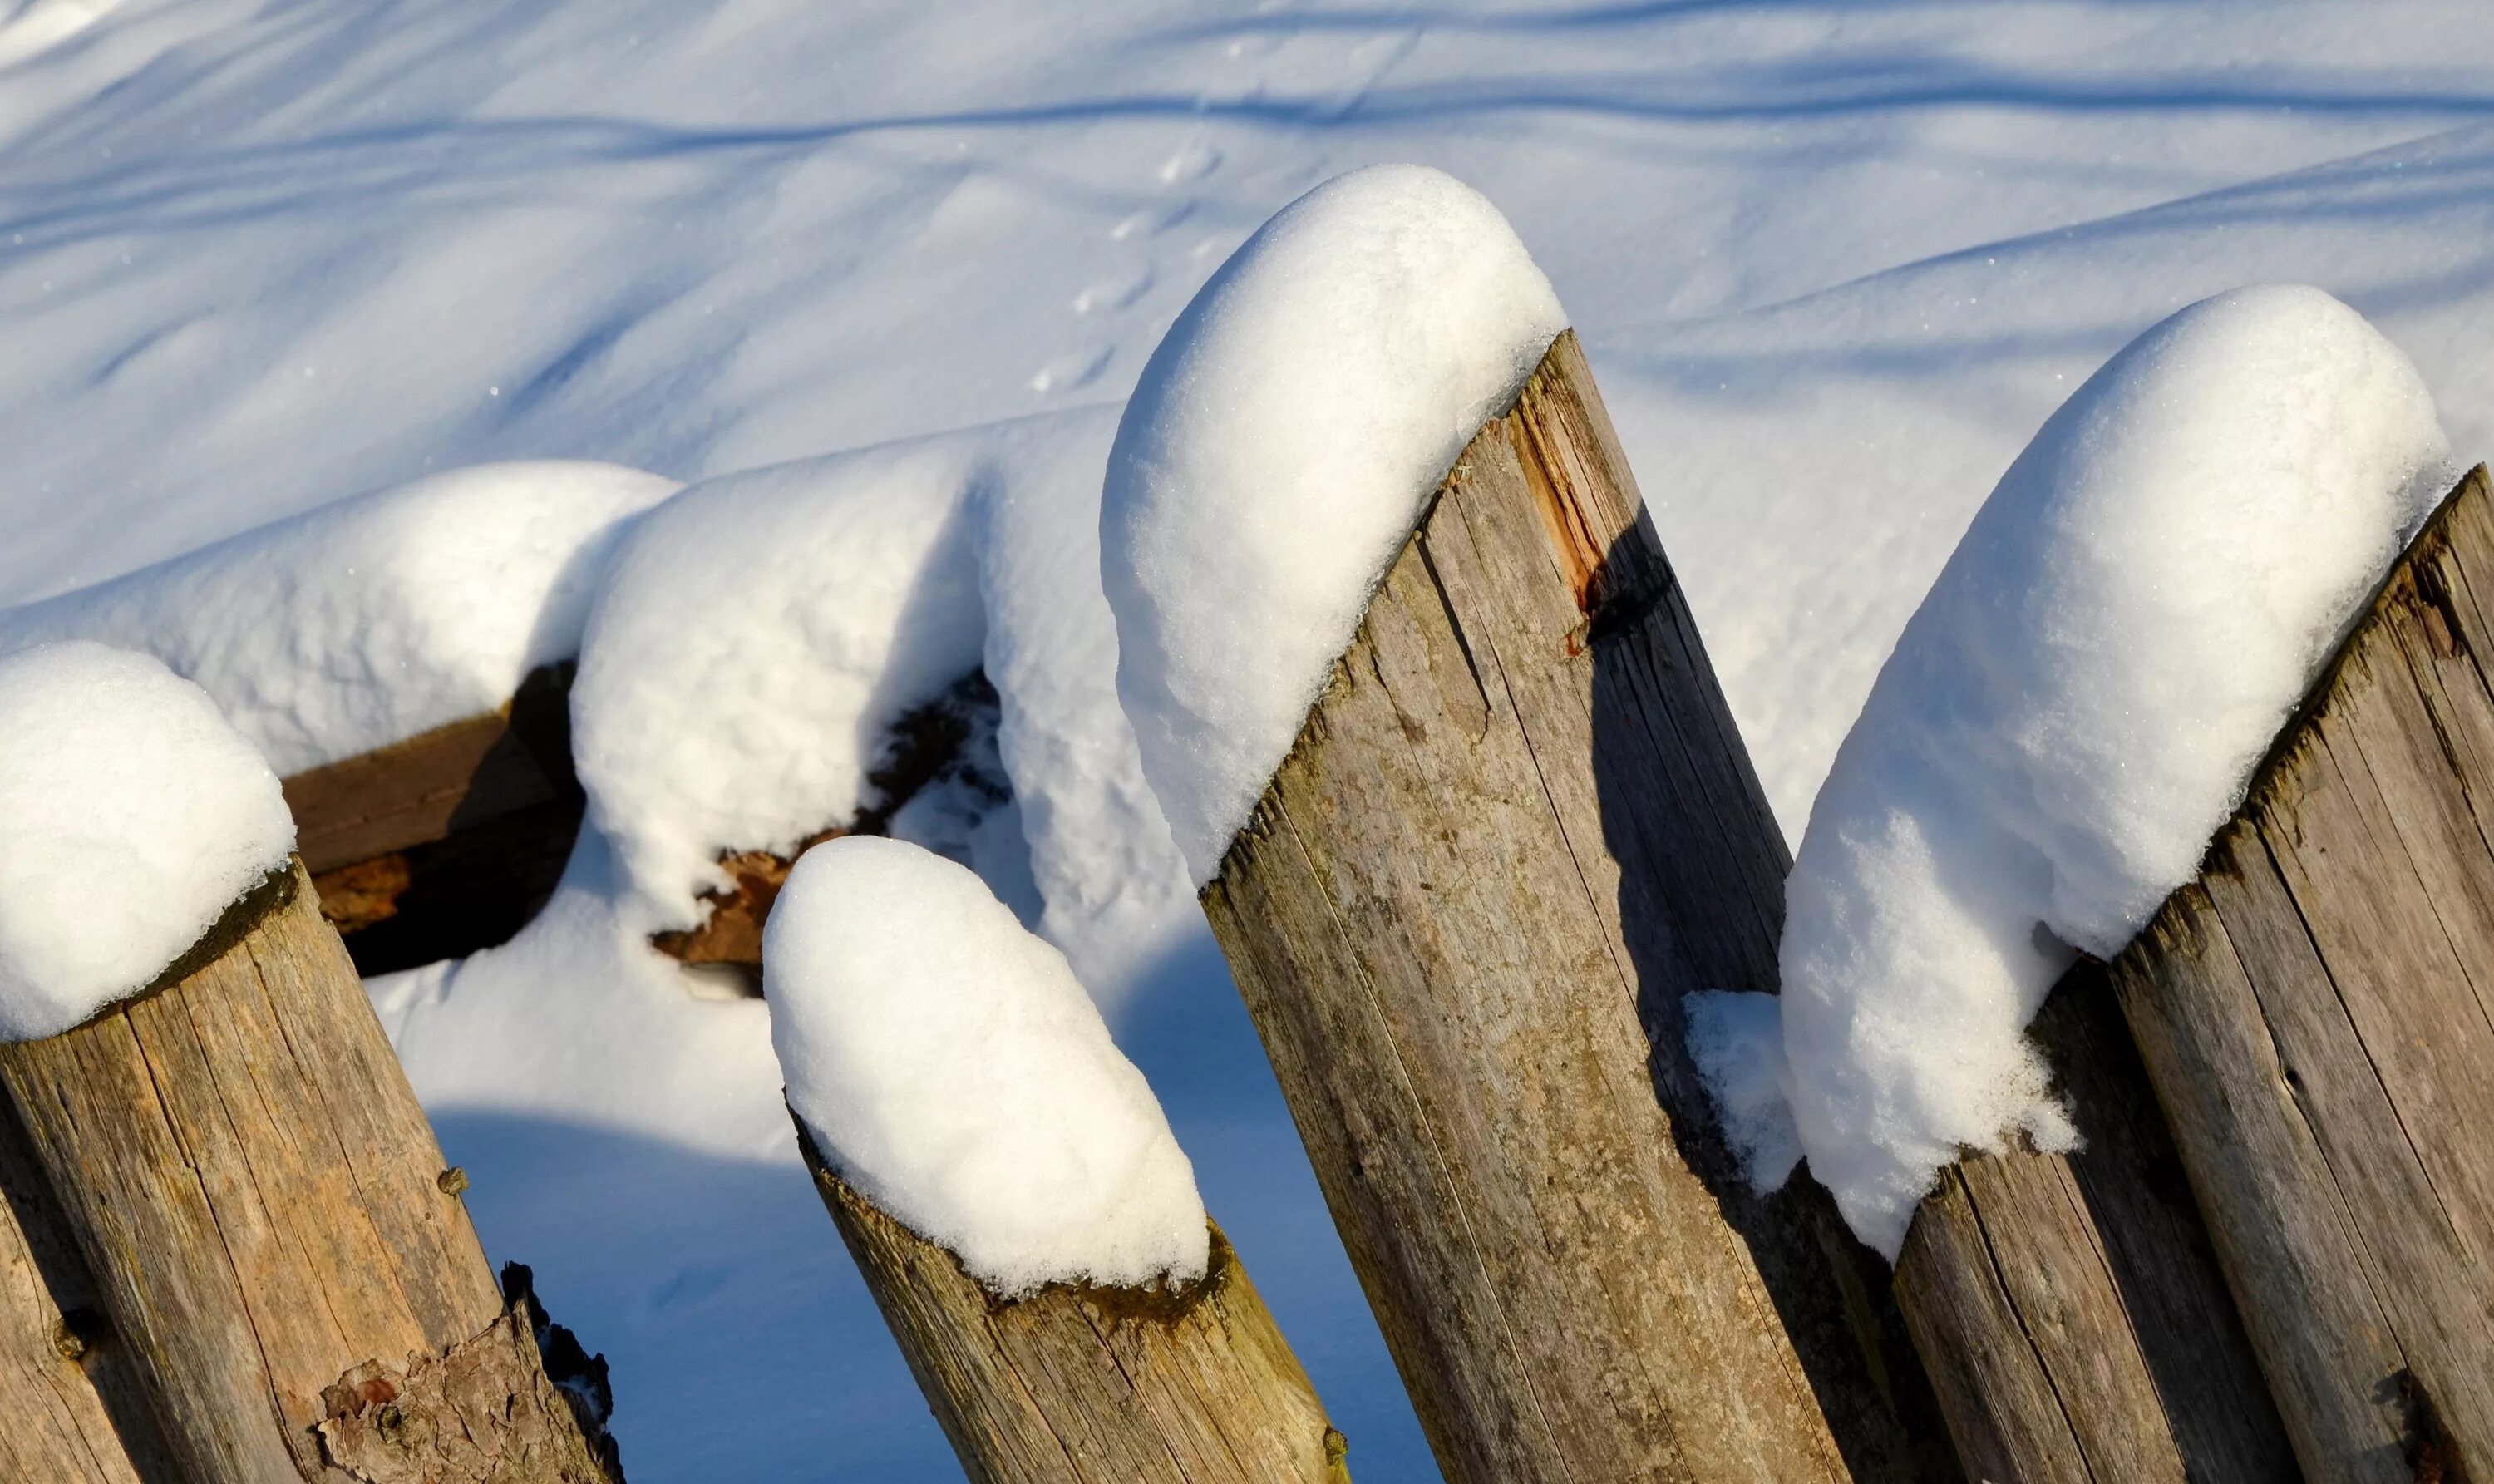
[1102,164,1568,884]
[0,642,298,1041]
[766,835,1209,1297]
[1691,284,2457,1258]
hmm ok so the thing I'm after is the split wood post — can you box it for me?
[1199,331,1949,1484]
[796,1127,1350,1484]
[2107,463,2494,1482]
[1891,965,2298,1484]
[283,661,584,975]
[0,858,621,1483]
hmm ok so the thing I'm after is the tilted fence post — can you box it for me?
[1199,331,1944,1484]
[2108,464,2494,1482]
[798,1134,1348,1484]
[1891,967,2296,1483]
[0,860,620,1483]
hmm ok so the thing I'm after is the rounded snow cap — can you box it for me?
[1103,163,1567,883]
[765,836,1208,1297]
[0,641,297,1042]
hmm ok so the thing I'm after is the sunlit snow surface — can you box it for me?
[769,837,1209,1299]
[0,642,293,1040]
[13,3,2494,1480]
[1105,164,1564,883]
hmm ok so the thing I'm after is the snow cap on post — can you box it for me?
[1102,164,1567,883]
[1698,284,2455,1259]
[766,835,1208,1298]
[0,641,297,1042]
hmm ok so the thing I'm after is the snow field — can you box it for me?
[1103,163,1567,882]
[768,836,1209,1297]
[1693,285,2457,1257]
[0,640,294,1041]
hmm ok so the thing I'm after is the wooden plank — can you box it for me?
[801,1131,1349,1484]
[282,662,582,974]
[0,860,619,1482]
[1201,333,1949,1484]
[2109,466,2494,1482]
[1893,969,2295,1484]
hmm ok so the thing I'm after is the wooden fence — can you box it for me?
[9,335,2493,1484]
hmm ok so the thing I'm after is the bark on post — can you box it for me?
[2107,464,2494,1482]
[1199,331,1947,1484]
[0,858,620,1483]
[796,1127,1349,1484]
[1891,967,2297,1484]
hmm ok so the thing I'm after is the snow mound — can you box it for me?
[0,642,296,1041]
[0,461,678,776]
[1698,285,2455,1258]
[1102,164,1567,884]
[573,411,1201,1005]
[766,836,1209,1298]
[974,412,1200,995]
[571,439,992,924]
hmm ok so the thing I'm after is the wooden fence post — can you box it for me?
[2107,464,2494,1482]
[0,859,621,1483]
[0,1087,177,1484]
[796,1127,1349,1484]
[1891,967,2297,1484]
[1198,331,1945,1484]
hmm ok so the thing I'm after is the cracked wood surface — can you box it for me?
[1200,333,1950,1484]
[1894,969,2295,1484]
[2110,465,2494,1482]
[0,1083,176,1483]
[0,859,614,1482]
[800,1127,1348,1484]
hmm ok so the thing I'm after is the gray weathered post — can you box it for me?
[1200,331,1946,1484]
[0,860,620,1483]
[2108,465,2494,1482]
[1891,969,2298,1484]
[797,1127,1349,1484]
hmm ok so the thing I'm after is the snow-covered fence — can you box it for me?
[769,840,1348,1484]
[1706,285,2478,1484]
[0,645,619,1483]
[1191,330,1934,1482]
[2107,463,2494,1481]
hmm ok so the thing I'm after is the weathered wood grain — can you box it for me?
[0,1086,177,1484]
[283,661,582,974]
[0,860,619,1482]
[1894,968,2296,1484]
[2110,465,2494,1482]
[800,1127,1348,1484]
[1200,332,1949,1484]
